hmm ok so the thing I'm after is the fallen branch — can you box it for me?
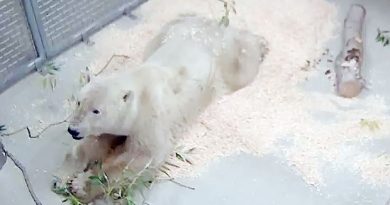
[29,119,68,138]
[0,117,69,205]
[3,147,42,205]
[94,54,130,76]
[167,178,196,190]
[156,177,195,190]
[1,118,69,138]
[0,126,28,137]
[0,140,7,169]
[138,175,194,205]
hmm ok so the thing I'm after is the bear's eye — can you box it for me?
[92,109,100,114]
[77,101,81,106]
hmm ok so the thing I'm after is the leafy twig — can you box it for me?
[54,157,196,205]
[218,0,236,27]
[359,119,380,132]
[52,183,84,205]
[376,28,390,47]
[175,146,195,165]
[158,167,171,178]
[70,159,155,205]
[79,67,91,87]
[164,161,180,168]
[40,62,61,91]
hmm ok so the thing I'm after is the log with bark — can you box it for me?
[334,4,366,98]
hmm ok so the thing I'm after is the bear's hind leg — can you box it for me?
[220,30,268,91]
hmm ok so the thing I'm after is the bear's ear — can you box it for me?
[122,90,134,103]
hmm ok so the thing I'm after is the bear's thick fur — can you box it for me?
[54,15,268,203]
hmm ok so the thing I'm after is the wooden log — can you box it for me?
[334,4,366,98]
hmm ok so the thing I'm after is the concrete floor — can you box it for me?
[1,0,390,204]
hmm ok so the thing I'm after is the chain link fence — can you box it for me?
[0,0,144,93]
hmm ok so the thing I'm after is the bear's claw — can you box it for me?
[67,173,89,199]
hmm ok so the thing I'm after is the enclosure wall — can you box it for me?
[0,0,144,93]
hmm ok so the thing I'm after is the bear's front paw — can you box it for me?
[67,171,92,200]
[51,175,67,193]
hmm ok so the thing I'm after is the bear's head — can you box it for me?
[67,77,138,140]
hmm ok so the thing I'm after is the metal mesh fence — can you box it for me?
[0,0,143,92]
[35,0,137,57]
[0,0,37,87]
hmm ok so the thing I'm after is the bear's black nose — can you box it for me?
[67,127,80,139]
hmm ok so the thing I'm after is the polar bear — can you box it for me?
[54,15,268,203]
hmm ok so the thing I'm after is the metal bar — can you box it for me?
[22,0,46,63]
[27,0,50,58]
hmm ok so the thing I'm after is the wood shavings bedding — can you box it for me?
[85,0,389,188]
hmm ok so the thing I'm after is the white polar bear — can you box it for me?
[55,15,268,202]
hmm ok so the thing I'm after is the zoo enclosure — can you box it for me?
[0,0,144,93]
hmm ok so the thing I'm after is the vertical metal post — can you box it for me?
[21,0,47,68]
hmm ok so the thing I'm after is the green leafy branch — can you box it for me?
[159,146,196,178]
[53,160,155,205]
[359,118,380,132]
[52,185,84,205]
[40,62,61,91]
[52,145,197,205]
[376,28,390,47]
[90,160,155,205]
